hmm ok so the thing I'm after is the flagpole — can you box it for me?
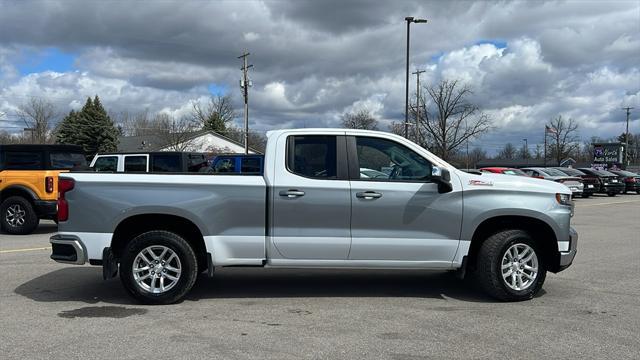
[544,126,547,166]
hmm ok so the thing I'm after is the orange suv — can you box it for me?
[0,144,87,234]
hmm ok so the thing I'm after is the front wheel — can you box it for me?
[120,231,198,305]
[475,229,547,301]
[607,192,616,197]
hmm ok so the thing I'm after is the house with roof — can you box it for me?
[117,130,257,154]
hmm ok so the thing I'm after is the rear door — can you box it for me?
[347,135,462,264]
[270,134,351,260]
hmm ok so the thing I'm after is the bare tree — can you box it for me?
[341,109,379,130]
[153,114,200,151]
[469,147,487,168]
[18,97,57,143]
[534,144,544,159]
[224,127,267,153]
[191,95,235,133]
[417,80,491,160]
[546,115,580,166]
[497,143,517,159]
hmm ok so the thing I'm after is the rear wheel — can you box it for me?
[0,196,39,235]
[475,229,547,301]
[120,231,198,305]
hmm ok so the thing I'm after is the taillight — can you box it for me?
[57,178,75,222]
[45,176,54,193]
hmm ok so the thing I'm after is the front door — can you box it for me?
[347,135,462,265]
[271,134,351,260]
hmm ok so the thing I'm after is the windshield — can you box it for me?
[556,168,585,176]
[598,170,618,177]
[614,170,637,176]
[542,168,568,176]
[503,169,528,176]
[50,152,88,170]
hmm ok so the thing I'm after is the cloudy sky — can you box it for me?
[0,0,639,152]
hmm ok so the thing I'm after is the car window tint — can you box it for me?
[355,136,431,182]
[214,158,236,173]
[187,154,207,172]
[93,156,118,172]
[152,154,180,172]
[4,151,43,170]
[288,135,337,179]
[50,152,87,170]
[124,156,147,172]
[241,158,261,173]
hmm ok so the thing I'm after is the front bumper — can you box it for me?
[601,184,624,193]
[557,227,578,271]
[34,200,57,219]
[50,234,86,265]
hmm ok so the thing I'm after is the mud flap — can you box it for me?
[102,247,118,280]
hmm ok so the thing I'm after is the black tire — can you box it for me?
[607,192,616,197]
[475,229,547,301]
[120,230,198,305]
[0,196,39,235]
[581,193,590,198]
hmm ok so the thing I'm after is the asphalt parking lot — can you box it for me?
[1,195,639,360]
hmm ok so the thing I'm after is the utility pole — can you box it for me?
[523,138,528,164]
[404,16,427,139]
[238,51,253,154]
[622,107,633,167]
[412,69,425,144]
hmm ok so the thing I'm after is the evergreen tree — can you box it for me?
[56,109,81,144]
[72,96,119,155]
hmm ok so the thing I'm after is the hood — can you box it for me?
[454,169,571,194]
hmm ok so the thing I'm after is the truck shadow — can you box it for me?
[15,267,517,304]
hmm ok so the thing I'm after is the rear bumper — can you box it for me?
[34,200,57,219]
[50,234,86,265]
[557,227,578,272]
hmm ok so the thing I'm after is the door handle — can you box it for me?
[356,191,382,199]
[279,189,305,198]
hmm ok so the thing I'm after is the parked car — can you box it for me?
[479,167,529,176]
[577,168,625,196]
[521,167,584,198]
[51,129,577,304]
[0,144,87,234]
[608,170,640,194]
[550,167,599,198]
[90,152,208,173]
[208,154,264,174]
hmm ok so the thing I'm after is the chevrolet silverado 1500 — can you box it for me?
[50,129,577,304]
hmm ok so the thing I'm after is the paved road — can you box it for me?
[1,195,639,359]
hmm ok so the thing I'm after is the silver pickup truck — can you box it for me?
[50,129,577,304]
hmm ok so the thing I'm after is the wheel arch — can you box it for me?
[467,215,560,272]
[0,185,38,203]
[111,214,208,269]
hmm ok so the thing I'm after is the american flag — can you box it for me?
[545,125,557,134]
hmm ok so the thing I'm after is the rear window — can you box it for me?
[50,152,87,170]
[287,135,337,179]
[94,156,118,172]
[152,154,181,172]
[124,156,147,172]
[241,158,262,173]
[3,151,43,170]
[559,168,585,176]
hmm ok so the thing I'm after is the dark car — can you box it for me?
[90,152,208,173]
[577,168,625,196]
[551,167,599,198]
[609,170,640,194]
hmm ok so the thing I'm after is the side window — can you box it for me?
[187,154,207,172]
[4,151,43,170]
[288,135,337,179]
[241,158,262,173]
[152,154,180,172]
[354,137,431,182]
[93,156,118,172]
[124,156,147,172]
[50,152,87,170]
[214,158,235,173]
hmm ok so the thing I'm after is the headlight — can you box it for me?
[556,193,572,206]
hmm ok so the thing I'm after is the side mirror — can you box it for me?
[431,166,453,193]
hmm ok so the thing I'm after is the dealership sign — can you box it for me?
[593,142,625,168]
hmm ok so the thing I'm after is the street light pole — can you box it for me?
[523,138,528,164]
[622,107,633,168]
[412,69,425,144]
[404,16,427,139]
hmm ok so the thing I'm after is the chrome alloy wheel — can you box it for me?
[132,246,182,294]
[501,243,539,291]
[6,204,26,227]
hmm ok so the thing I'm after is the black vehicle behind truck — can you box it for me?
[552,167,599,198]
[609,170,640,194]
[577,168,625,196]
[90,152,208,173]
